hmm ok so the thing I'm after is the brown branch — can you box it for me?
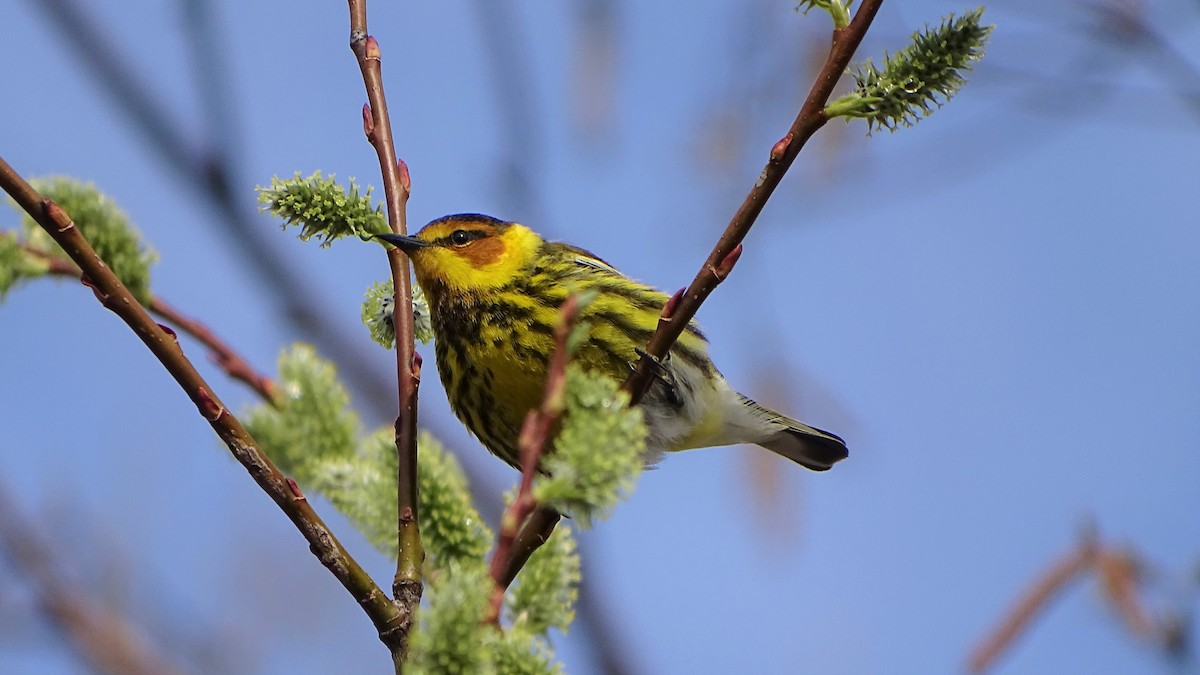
[19,242,278,401]
[967,536,1098,674]
[498,505,563,590]
[0,156,408,658]
[347,0,424,615]
[484,295,581,623]
[0,482,186,675]
[1096,548,1156,641]
[148,298,278,401]
[622,0,885,402]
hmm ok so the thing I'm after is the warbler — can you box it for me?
[376,214,847,471]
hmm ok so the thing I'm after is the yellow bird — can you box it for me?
[377,214,847,472]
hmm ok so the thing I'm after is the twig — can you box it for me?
[1095,548,1156,640]
[0,482,186,675]
[19,243,277,401]
[485,295,581,623]
[0,156,408,658]
[148,298,278,401]
[970,526,1183,673]
[967,535,1098,674]
[622,0,885,402]
[347,0,424,614]
[498,506,562,592]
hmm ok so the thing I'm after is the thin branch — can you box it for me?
[1095,548,1156,641]
[20,243,277,401]
[0,156,408,657]
[485,295,581,623]
[148,298,277,401]
[346,0,424,620]
[0,482,186,675]
[498,506,562,592]
[967,536,1098,674]
[622,0,885,402]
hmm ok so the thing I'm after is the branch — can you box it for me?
[0,156,408,658]
[485,296,581,623]
[622,0,884,402]
[149,297,277,401]
[21,243,277,401]
[347,0,424,613]
[967,535,1097,674]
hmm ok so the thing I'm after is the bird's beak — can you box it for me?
[374,233,431,252]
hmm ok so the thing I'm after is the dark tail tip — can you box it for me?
[760,426,848,472]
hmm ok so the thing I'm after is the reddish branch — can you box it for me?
[485,0,890,601]
[1095,548,1155,640]
[149,298,277,401]
[485,295,581,623]
[0,156,408,657]
[967,537,1097,674]
[19,244,277,400]
[622,0,885,402]
[347,0,424,613]
[968,529,1171,674]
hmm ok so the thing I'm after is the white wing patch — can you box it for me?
[572,255,621,275]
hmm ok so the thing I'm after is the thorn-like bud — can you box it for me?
[662,288,684,320]
[286,477,305,499]
[157,323,178,341]
[365,35,381,61]
[78,273,107,303]
[398,159,412,194]
[411,351,423,379]
[42,200,75,232]
[715,244,743,279]
[362,103,375,139]
[196,387,225,421]
[770,133,794,161]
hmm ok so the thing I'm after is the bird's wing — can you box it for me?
[556,243,625,276]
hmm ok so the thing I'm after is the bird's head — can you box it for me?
[375,214,542,298]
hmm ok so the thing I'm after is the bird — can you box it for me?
[376,213,847,472]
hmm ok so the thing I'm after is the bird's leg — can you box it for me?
[633,348,684,408]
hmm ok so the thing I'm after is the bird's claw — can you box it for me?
[633,348,684,408]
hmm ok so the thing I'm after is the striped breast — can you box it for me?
[426,241,717,467]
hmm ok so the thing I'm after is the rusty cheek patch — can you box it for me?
[458,236,506,267]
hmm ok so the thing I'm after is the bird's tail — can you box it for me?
[738,394,848,471]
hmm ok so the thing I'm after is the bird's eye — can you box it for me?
[449,229,474,246]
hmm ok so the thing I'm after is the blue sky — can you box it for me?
[1,1,1198,673]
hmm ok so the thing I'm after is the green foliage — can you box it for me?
[533,365,646,527]
[243,346,488,563]
[795,0,850,29]
[18,178,157,304]
[308,428,399,554]
[361,278,433,349]
[418,431,494,567]
[244,344,359,477]
[408,561,494,675]
[507,524,579,636]
[825,8,992,131]
[238,339,632,674]
[257,171,387,246]
[0,233,48,301]
[492,631,562,675]
[408,558,566,675]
